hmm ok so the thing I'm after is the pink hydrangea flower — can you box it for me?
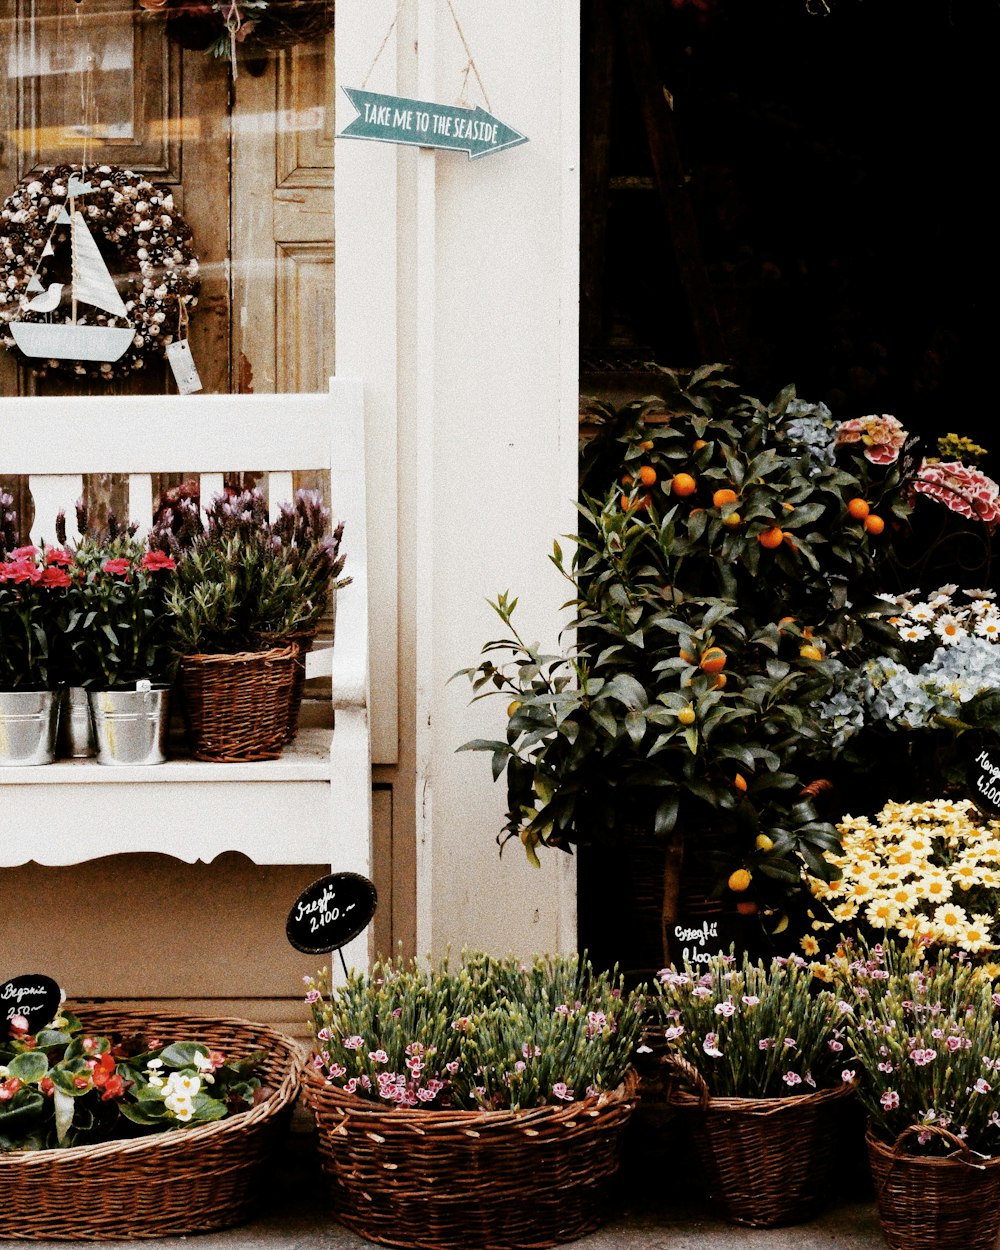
[912,459,1000,528]
[835,413,907,464]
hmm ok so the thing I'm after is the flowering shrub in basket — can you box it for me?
[304,951,643,1109]
[0,1009,261,1152]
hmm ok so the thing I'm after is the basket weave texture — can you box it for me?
[665,1054,853,1227]
[284,629,316,743]
[0,1008,302,1240]
[179,644,299,761]
[301,1062,640,1250]
[867,1124,1000,1250]
[251,0,334,48]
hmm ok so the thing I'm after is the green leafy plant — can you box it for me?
[152,486,349,656]
[834,941,1000,1157]
[654,950,845,1098]
[0,1010,261,1152]
[303,951,644,1112]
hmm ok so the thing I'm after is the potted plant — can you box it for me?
[152,485,349,761]
[55,508,180,766]
[654,949,854,1226]
[460,367,917,968]
[0,1002,301,1239]
[835,941,1000,1250]
[0,492,73,766]
[299,951,644,1249]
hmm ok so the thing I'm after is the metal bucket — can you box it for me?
[88,683,170,766]
[0,689,58,766]
[56,686,97,758]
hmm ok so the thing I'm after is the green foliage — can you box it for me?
[834,941,1000,1157]
[304,951,645,1111]
[654,950,844,1097]
[460,368,916,914]
[0,1010,260,1153]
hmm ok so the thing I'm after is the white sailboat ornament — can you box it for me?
[10,174,134,363]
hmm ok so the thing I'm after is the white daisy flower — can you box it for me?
[907,602,937,622]
[976,615,1000,641]
[896,622,930,643]
[933,614,965,644]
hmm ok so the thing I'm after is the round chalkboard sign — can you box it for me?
[969,741,1000,819]
[0,973,62,1040]
[286,872,378,955]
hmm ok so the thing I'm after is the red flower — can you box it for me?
[101,557,132,577]
[140,550,176,573]
[9,545,38,560]
[0,558,41,584]
[835,414,907,465]
[45,547,74,568]
[0,1078,23,1102]
[39,565,73,588]
[40,1076,55,1097]
[912,459,1000,528]
[100,1073,127,1102]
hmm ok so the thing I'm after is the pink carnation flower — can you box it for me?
[911,459,1000,528]
[835,413,907,464]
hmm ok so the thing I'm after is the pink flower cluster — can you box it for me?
[0,544,74,588]
[912,459,1000,528]
[835,413,908,464]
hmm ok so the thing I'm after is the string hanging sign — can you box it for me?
[340,0,527,161]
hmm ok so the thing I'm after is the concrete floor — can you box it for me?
[13,1116,888,1250]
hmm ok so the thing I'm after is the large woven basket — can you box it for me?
[301,1062,640,1250]
[867,1124,1000,1250]
[0,1008,302,1240]
[179,644,299,761]
[665,1054,853,1227]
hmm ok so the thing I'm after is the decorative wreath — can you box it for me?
[0,164,200,382]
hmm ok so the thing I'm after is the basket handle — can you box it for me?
[878,1123,989,1192]
[662,1052,711,1111]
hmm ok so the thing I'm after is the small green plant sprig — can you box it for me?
[304,951,644,1111]
[153,487,349,656]
[0,1010,262,1152]
[833,941,1000,1157]
[655,950,845,1098]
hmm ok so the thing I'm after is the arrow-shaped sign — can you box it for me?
[340,88,528,160]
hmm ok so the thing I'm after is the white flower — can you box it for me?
[908,602,937,622]
[896,622,930,643]
[933,614,965,645]
[976,615,1000,641]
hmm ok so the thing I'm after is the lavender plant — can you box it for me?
[654,951,845,1098]
[303,952,644,1111]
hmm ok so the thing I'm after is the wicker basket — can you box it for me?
[249,0,335,49]
[867,1124,1000,1250]
[284,628,316,743]
[179,644,299,761]
[0,1008,302,1240]
[301,1063,640,1250]
[665,1054,853,1227]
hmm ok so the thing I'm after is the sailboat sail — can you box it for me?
[71,212,128,319]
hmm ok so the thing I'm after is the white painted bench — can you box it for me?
[0,382,372,971]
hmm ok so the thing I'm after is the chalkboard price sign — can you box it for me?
[286,872,378,956]
[667,916,737,968]
[969,743,1000,819]
[0,974,62,1040]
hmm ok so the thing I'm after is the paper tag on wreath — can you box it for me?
[166,338,203,395]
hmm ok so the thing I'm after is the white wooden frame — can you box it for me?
[0,382,372,971]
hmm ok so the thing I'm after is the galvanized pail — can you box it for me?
[0,689,58,766]
[88,683,170,766]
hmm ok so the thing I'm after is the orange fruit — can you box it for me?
[734,773,748,793]
[699,646,727,674]
[507,700,522,718]
[722,511,742,529]
[865,514,885,535]
[755,833,775,851]
[620,495,632,512]
[799,644,825,661]
[712,488,739,508]
[758,527,784,549]
[677,706,696,726]
[713,673,727,690]
[736,900,759,916]
[847,497,870,520]
[638,439,654,451]
[728,868,752,892]
[679,648,695,664]
[782,501,795,512]
[692,439,708,451]
[777,615,796,633]
[671,472,697,497]
[621,473,634,488]
[639,465,657,487]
